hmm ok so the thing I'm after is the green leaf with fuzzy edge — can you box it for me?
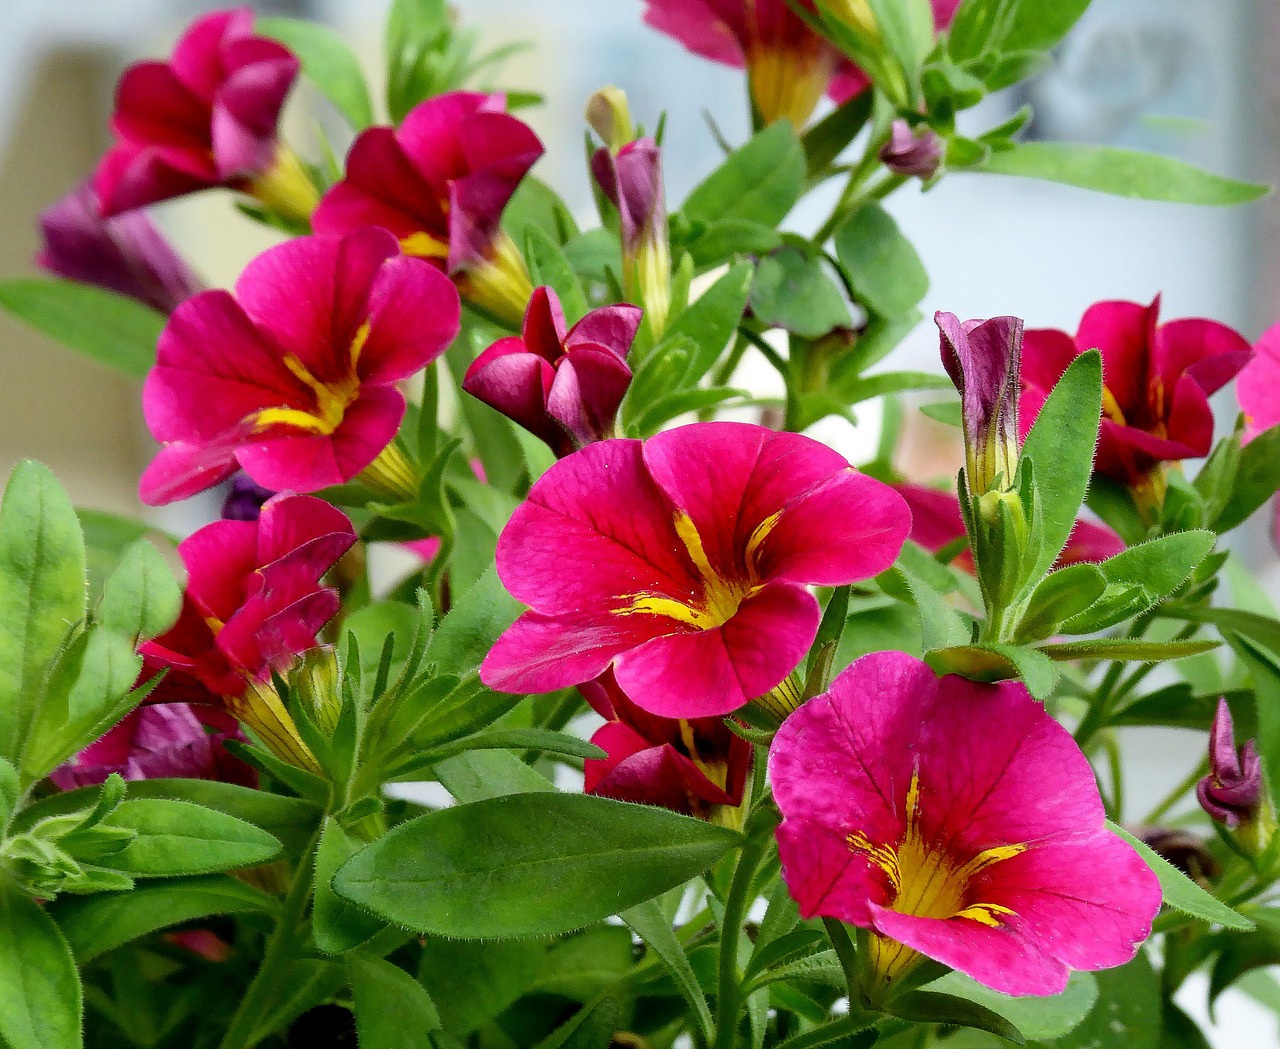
[0,882,82,1049]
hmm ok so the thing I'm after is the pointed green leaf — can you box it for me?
[682,121,805,230]
[95,799,282,876]
[926,970,1098,1040]
[833,202,929,319]
[348,955,442,1048]
[98,539,181,642]
[0,882,82,1049]
[258,17,375,130]
[623,898,715,1042]
[1038,638,1219,664]
[314,818,386,955]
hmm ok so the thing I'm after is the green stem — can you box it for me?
[823,917,861,1006]
[1143,757,1209,825]
[220,827,323,1049]
[814,131,894,244]
[712,835,769,1049]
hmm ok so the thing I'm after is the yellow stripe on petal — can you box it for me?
[952,902,1017,928]
[400,231,450,260]
[252,407,333,434]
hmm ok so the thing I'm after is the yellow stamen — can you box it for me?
[1101,387,1128,427]
[356,442,421,503]
[846,768,1028,990]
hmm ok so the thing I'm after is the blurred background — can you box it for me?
[1,0,1277,1040]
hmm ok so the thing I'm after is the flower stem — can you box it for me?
[712,834,769,1049]
[219,826,323,1049]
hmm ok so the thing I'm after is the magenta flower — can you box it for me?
[141,493,356,770]
[140,228,460,505]
[771,652,1161,997]
[880,120,943,180]
[482,422,911,718]
[581,671,751,818]
[893,482,1124,574]
[1197,698,1262,828]
[50,704,254,791]
[641,0,960,127]
[313,92,543,326]
[1237,323,1280,441]
[463,287,641,455]
[1021,298,1252,490]
[93,8,312,219]
[37,181,203,314]
[938,311,1024,495]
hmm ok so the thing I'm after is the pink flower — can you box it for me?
[50,704,254,790]
[1237,323,1280,441]
[1021,298,1252,490]
[141,493,356,770]
[93,8,310,218]
[313,92,543,325]
[481,422,911,718]
[640,0,960,127]
[140,228,460,505]
[463,287,641,455]
[581,671,751,818]
[770,651,1161,997]
[879,119,943,180]
[893,482,1124,574]
[37,182,203,314]
[1197,698,1262,828]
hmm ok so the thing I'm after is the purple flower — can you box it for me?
[463,286,641,455]
[1197,699,1262,828]
[37,182,203,314]
[880,119,942,179]
[221,473,275,521]
[938,311,1025,495]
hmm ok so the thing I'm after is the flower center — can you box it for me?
[847,769,1027,988]
[617,510,779,630]
[250,324,369,437]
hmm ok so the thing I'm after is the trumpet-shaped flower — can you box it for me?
[50,705,254,790]
[38,181,203,314]
[140,493,356,770]
[1237,323,1280,441]
[1021,298,1252,489]
[463,287,641,455]
[93,8,314,219]
[313,92,543,326]
[640,0,960,127]
[482,421,910,718]
[770,652,1161,997]
[581,671,751,818]
[140,228,460,505]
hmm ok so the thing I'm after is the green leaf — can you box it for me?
[683,219,783,269]
[1038,638,1219,664]
[388,727,604,780]
[422,566,521,678]
[49,874,275,962]
[0,883,81,1049]
[416,937,543,1033]
[1002,0,1103,53]
[435,748,554,803]
[926,971,1097,1041]
[313,818,386,955]
[1224,631,1280,806]
[77,510,173,603]
[622,898,715,1042]
[977,143,1270,205]
[0,461,87,763]
[96,799,282,876]
[349,955,442,1047]
[802,91,874,174]
[682,122,805,230]
[749,245,851,338]
[664,262,753,383]
[1021,351,1102,580]
[0,278,163,378]
[1109,823,1252,930]
[0,757,16,829]
[632,387,751,435]
[333,793,741,938]
[894,565,971,651]
[1040,952,1160,1049]
[1015,564,1107,643]
[833,202,929,318]
[925,642,1059,698]
[525,226,590,324]
[890,989,1025,1044]
[1214,425,1280,533]
[1096,531,1216,599]
[98,539,181,642]
[258,17,375,130]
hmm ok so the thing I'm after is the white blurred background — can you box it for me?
[1,0,1278,1041]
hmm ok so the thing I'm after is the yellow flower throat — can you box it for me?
[251,323,369,436]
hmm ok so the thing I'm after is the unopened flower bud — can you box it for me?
[1197,698,1262,828]
[880,119,943,180]
[1135,826,1220,882]
[823,0,879,40]
[585,86,635,153]
[291,645,342,737]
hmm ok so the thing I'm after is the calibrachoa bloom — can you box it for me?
[482,421,911,718]
[141,493,356,771]
[1197,698,1262,828]
[140,228,460,505]
[580,671,751,819]
[313,91,543,327]
[93,8,315,220]
[38,181,203,314]
[893,482,1125,573]
[1237,323,1280,440]
[880,119,943,180]
[463,287,641,455]
[770,652,1161,996]
[1021,298,1253,496]
[938,311,1024,496]
[50,704,254,791]
[641,0,960,127]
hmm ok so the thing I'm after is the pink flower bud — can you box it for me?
[880,119,943,179]
[1197,698,1262,827]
